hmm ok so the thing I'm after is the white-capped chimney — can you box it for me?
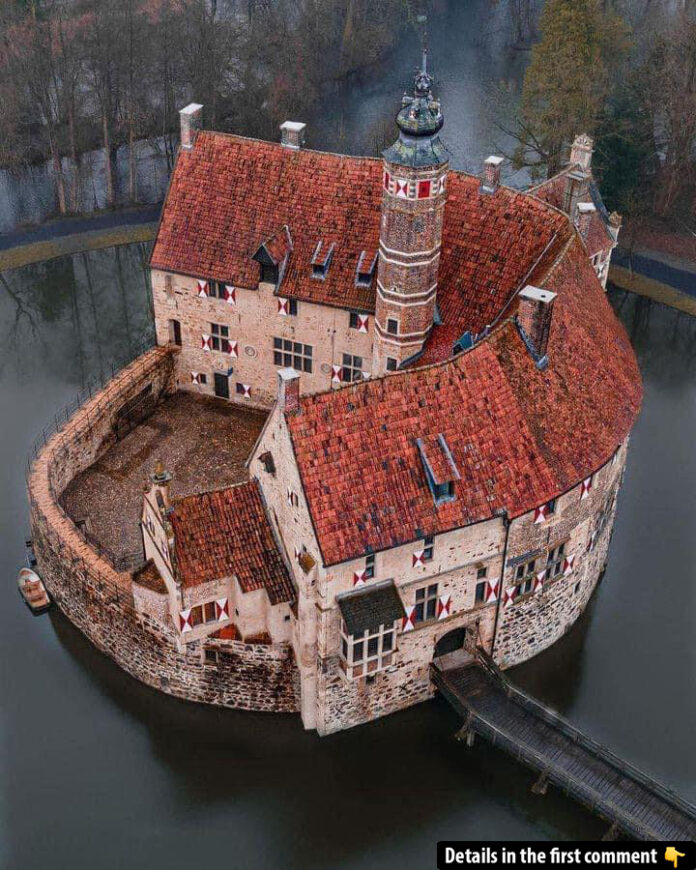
[180,103,203,151]
[278,367,301,415]
[575,201,597,242]
[481,155,504,194]
[518,285,557,362]
[569,133,593,173]
[280,121,306,150]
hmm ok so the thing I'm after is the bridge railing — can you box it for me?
[466,647,696,822]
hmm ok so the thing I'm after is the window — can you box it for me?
[198,373,207,385]
[168,319,181,346]
[342,353,364,383]
[364,553,375,580]
[477,566,488,579]
[547,542,566,578]
[260,263,279,285]
[340,620,396,679]
[546,498,557,515]
[387,318,398,335]
[574,581,581,595]
[433,480,455,502]
[311,241,335,279]
[273,337,313,373]
[423,535,434,562]
[203,601,217,623]
[235,382,247,396]
[286,298,298,316]
[386,357,398,372]
[515,559,536,595]
[414,584,439,624]
[203,648,219,665]
[210,322,230,353]
[475,578,487,604]
[208,281,227,299]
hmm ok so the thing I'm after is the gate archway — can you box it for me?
[435,626,469,658]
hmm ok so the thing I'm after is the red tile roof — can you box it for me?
[288,236,641,567]
[169,480,294,604]
[150,132,571,327]
[151,132,382,312]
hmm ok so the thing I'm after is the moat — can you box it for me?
[2,6,696,868]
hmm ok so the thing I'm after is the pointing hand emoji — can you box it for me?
[665,848,685,868]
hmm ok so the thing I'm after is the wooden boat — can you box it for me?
[17,566,51,614]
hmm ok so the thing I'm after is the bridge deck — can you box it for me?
[433,661,696,841]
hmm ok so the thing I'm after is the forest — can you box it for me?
[0,0,694,230]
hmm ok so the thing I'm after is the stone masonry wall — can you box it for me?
[28,347,300,714]
[494,439,628,666]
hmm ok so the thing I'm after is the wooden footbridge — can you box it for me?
[431,650,696,840]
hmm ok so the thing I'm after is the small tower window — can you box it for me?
[311,241,335,280]
[387,318,398,335]
[416,434,460,506]
[386,358,398,371]
[417,179,432,199]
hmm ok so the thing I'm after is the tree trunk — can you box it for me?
[48,127,67,215]
[103,111,115,208]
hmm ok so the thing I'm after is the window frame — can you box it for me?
[340,620,396,679]
[210,321,230,353]
[273,337,313,373]
[414,583,439,625]
[386,357,398,372]
[386,318,399,336]
[342,352,365,383]
[423,535,434,562]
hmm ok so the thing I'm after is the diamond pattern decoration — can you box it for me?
[201,333,212,351]
[436,594,452,620]
[503,587,518,607]
[278,297,289,316]
[580,476,593,499]
[357,314,369,333]
[402,605,416,632]
[215,598,230,620]
[241,384,251,398]
[533,569,546,593]
[197,280,209,297]
[191,372,201,384]
[485,581,499,604]
[563,554,575,575]
[353,569,367,587]
[227,340,239,358]
[534,504,548,524]
[412,550,425,567]
[224,285,236,304]
[331,365,342,384]
[179,608,193,633]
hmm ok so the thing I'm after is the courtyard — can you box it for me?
[60,391,267,565]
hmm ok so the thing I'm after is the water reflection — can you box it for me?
[2,250,695,868]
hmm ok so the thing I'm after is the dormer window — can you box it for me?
[260,262,279,285]
[416,434,460,505]
[311,241,335,280]
[355,250,378,287]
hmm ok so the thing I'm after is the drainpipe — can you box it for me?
[490,511,510,662]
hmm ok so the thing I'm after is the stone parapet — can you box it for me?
[27,345,300,714]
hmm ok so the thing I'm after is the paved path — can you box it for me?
[610,247,696,316]
[0,204,161,270]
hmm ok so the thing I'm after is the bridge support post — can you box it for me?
[601,823,621,841]
[455,726,476,747]
[531,773,548,796]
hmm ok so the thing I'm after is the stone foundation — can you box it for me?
[27,346,300,714]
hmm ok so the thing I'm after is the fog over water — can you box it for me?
[1,3,695,868]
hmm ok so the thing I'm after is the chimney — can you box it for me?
[569,133,593,172]
[575,201,596,242]
[608,211,622,244]
[179,103,203,151]
[517,285,557,363]
[280,121,306,150]
[481,155,504,194]
[151,460,172,510]
[278,367,300,414]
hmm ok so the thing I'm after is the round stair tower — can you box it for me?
[373,51,449,373]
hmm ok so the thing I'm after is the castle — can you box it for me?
[29,58,642,736]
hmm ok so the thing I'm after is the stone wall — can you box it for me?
[28,346,300,714]
[150,269,375,409]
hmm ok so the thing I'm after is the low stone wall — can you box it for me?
[28,346,300,714]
